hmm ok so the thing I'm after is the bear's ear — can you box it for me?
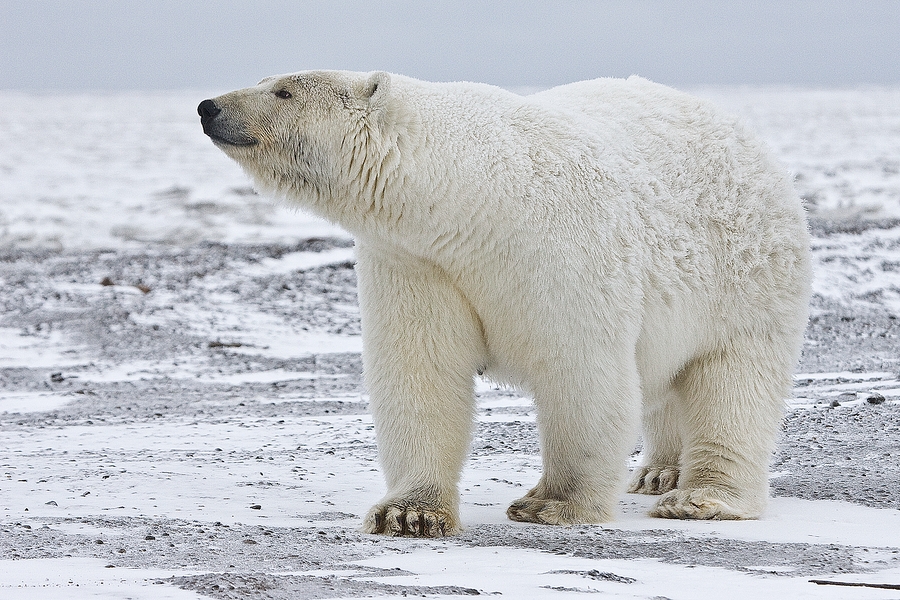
[362,71,391,111]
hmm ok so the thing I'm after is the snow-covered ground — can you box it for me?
[0,86,899,599]
[0,91,347,251]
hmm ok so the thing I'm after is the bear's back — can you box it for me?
[527,76,727,137]
[527,76,799,221]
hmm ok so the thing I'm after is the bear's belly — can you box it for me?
[471,280,710,398]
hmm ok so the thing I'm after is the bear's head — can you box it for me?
[198,70,397,221]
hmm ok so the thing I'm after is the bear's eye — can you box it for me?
[274,89,292,100]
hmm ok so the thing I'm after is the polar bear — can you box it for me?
[199,71,811,537]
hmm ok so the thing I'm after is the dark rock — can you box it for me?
[866,392,887,405]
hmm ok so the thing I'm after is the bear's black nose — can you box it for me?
[197,99,221,121]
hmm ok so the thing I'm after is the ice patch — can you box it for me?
[615,493,900,549]
[243,247,356,276]
[69,360,354,386]
[0,391,72,414]
[221,330,362,359]
[208,370,347,385]
[477,413,537,423]
[791,370,900,408]
[0,557,202,599]
[476,396,533,409]
[263,394,367,405]
[355,545,900,600]
[0,328,87,369]
[795,371,895,381]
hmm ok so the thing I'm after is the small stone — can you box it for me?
[100,277,115,286]
[50,372,64,383]
[830,399,841,408]
[144,535,156,541]
[866,392,886,405]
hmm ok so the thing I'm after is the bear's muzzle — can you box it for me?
[198,99,257,147]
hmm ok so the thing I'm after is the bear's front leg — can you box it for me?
[355,245,486,537]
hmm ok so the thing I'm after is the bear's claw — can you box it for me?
[362,499,459,537]
[628,465,680,495]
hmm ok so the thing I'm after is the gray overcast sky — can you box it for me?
[1,0,898,91]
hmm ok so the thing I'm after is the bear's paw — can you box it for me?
[506,495,612,526]
[649,488,759,520]
[627,465,680,495]
[362,497,460,537]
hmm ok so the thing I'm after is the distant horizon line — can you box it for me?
[3,81,900,95]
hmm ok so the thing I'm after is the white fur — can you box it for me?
[205,71,811,536]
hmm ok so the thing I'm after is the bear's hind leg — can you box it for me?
[628,386,682,495]
[650,343,788,520]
